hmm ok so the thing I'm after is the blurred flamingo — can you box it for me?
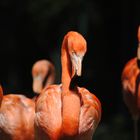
[121,26,140,140]
[0,85,35,140]
[35,31,101,140]
[32,59,55,94]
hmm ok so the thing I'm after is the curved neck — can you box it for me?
[61,38,72,93]
[61,40,81,136]
[44,64,55,88]
[61,33,81,136]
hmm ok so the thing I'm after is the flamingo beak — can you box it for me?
[33,75,43,94]
[71,53,83,77]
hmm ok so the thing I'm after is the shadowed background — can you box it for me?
[0,0,140,139]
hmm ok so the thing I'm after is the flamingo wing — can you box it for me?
[77,87,101,140]
[35,85,62,140]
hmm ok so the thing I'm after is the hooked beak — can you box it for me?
[71,53,83,77]
[33,75,43,94]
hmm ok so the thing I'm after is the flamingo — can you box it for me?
[121,26,140,140]
[32,59,55,94]
[35,31,101,140]
[0,85,35,140]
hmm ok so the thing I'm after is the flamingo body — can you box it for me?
[35,85,101,140]
[121,26,140,140]
[0,87,35,140]
[122,25,140,120]
[122,57,140,119]
[35,31,101,140]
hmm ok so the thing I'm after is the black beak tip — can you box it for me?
[70,75,81,89]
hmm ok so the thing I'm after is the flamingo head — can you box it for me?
[32,60,49,94]
[67,31,87,77]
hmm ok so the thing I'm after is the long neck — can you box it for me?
[61,37,80,137]
[61,39,72,93]
[44,64,55,88]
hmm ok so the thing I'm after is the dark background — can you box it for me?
[0,0,140,139]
